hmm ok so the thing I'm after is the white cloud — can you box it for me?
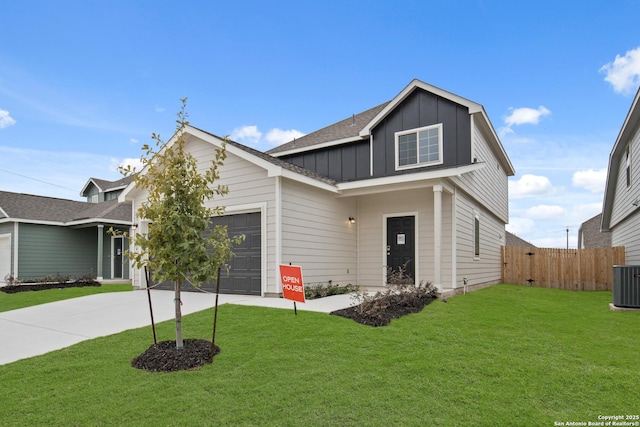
[572,168,607,193]
[265,128,305,146]
[0,109,16,128]
[155,105,165,113]
[504,106,551,127]
[230,125,262,145]
[600,46,640,94]
[506,217,535,235]
[117,157,144,173]
[130,138,139,144]
[509,174,555,198]
[525,204,566,220]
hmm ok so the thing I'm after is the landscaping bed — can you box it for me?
[1,280,101,294]
[331,291,438,326]
[131,339,220,372]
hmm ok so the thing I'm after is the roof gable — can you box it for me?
[266,79,514,176]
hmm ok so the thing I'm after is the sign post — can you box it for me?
[279,264,305,314]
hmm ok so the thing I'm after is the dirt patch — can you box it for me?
[330,294,437,327]
[0,281,101,294]
[131,339,220,372]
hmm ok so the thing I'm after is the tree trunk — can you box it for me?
[174,280,183,349]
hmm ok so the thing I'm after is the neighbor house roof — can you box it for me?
[505,231,536,247]
[578,213,611,248]
[0,191,131,225]
[602,86,640,231]
[80,175,135,197]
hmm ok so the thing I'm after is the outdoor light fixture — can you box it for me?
[132,223,139,231]
[349,217,356,224]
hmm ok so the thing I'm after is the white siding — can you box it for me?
[455,191,504,287]
[609,118,640,265]
[0,233,11,283]
[129,136,278,293]
[356,188,440,287]
[454,122,509,223]
[610,124,640,228]
[280,179,356,287]
[612,212,640,264]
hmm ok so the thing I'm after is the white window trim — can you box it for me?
[91,194,99,203]
[395,123,444,171]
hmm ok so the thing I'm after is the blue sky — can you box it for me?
[1,0,639,248]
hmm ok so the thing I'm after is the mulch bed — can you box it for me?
[0,281,101,294]
[131,339,220,372]
[330,294,438,327]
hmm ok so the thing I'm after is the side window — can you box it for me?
[474,211,480,258]
[626,144,631,188]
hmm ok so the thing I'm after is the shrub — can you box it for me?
[304,281,359,300]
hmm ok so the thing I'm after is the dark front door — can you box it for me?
[386,216,415,282]
[113,237,123,278]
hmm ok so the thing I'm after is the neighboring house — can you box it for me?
[505,231,535,247]
[0,190,132,283]
[81,176,134,203]
[577,213,611,249]
[122,79,515,296]
[602,86,640,264]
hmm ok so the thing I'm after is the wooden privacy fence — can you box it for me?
[501,246,626,291]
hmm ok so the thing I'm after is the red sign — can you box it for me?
[279,264,305,303]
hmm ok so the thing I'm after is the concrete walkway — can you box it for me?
[0,290,354,365]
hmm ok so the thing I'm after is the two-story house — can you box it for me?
[123,79,515,296]
[602,86,640,263]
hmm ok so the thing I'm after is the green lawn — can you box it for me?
[0,283,132,312]
[1,285,638,426]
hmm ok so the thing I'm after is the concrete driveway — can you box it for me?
[0,289,354,365]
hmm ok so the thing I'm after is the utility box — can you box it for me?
[612,265,640,308]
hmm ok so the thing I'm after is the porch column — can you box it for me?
[433,185,442,290]
[97,224,104,281]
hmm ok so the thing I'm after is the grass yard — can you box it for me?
[1,284,638,426]
[0,283,132,312]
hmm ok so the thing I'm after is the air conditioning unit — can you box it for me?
[612,265,640,308]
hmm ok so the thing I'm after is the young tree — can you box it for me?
[123,98,242,349]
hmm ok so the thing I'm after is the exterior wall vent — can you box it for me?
[612,265,640,308]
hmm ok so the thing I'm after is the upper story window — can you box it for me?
[91,195,99,203]
[626,144,631,188]
[395,124,443,170]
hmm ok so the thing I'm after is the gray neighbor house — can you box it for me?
[0,177,133,283]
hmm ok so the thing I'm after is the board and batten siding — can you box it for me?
[371,89,472,178]
[280,179,356,287]
[17,224,98,280]
[455,191,504,288]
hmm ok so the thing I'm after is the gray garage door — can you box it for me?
[151,212,261,295]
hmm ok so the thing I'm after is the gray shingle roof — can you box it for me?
[189,126,337,185]
[505,231,536,247]
[266,102,390,155]
[0,191,131,224]
[578,213,611,248]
